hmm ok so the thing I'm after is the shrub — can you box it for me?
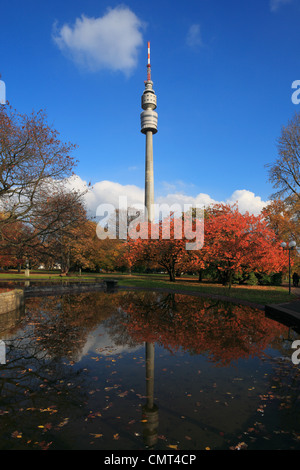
[245,272,258,285]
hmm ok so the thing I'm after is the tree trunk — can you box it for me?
[168,268,176,282]
[228,271,233,292]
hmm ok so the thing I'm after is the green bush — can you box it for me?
[245,272,258,285]
[256,272,282,286]
[270,272,282,286]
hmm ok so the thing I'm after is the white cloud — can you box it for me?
[65,175,144,214]
[66,175,269,217]
[225,189,269,215]
[52,5,144,74]
[156,191,217,208]
[186,24,203,47]
[157,189,269,216]
[270,0,293,12]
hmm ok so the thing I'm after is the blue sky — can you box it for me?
[1,0,300,215]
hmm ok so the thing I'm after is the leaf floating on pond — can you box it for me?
[57,418,69,428]
[86,411,102,420]
[230,442,248,450]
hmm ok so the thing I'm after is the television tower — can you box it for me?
[140,42,158,223]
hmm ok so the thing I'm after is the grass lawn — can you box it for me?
[117,275,297,305]
[0,271,297,306]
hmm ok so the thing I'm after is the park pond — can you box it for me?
[1,289,300,450]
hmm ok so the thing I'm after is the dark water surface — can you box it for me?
[1,290,300,450]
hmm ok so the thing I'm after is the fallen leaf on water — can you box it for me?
[57,418,69,428]
[168,444,178,449]
[86,411,102,419]
[230,441,248,450]
[39,407,57,415]
[90,433,103,438]
[38,440,53,450]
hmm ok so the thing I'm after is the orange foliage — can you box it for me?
[123,203,288,284]
[118,292,288,366]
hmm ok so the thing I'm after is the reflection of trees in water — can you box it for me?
[103,309,141,350]
[0,290,293,407]
[24,292,120,361]
[17,290,295,369]
[0,326,88,447]
[0,292,121,433]
[0,292,128,449]
[114,291,291,366]
[1,335,86,404]
[0,289,297,450]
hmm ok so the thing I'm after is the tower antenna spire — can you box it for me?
[147,41,151,81]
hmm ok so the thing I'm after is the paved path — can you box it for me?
[265,285,300,327]
[280,285,300,313]
[291,286,300,298]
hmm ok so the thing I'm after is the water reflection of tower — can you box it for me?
[142,342,159,448]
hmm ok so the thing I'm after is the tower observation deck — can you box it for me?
[141,42,157,222]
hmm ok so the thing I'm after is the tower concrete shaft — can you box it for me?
[140,41,157,223]
[145,130,154,222]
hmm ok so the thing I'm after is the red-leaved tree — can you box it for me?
[202,203,288,289]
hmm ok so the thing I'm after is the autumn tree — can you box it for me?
[263,112,300,271]
[262,199,299,244]
[93,237,126,272]
[0,104,83,252]
[32,190,89,273]
[0,217,25,269]
[262,199,299,272]
[202,203,288,289]
[124,215,196,282]
[266,112,300,203]
[63,220,126,273]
